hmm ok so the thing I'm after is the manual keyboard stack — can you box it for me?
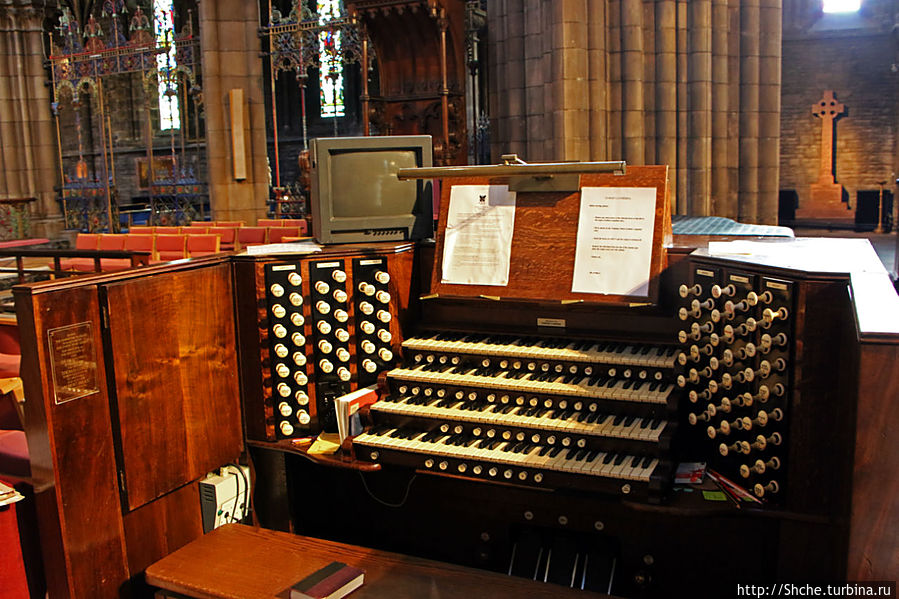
[353,331,682,501]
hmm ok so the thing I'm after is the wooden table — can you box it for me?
[145,524,612,599]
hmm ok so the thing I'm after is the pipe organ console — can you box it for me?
[13,238,898,599]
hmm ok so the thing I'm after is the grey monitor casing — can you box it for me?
[310,135,434,244]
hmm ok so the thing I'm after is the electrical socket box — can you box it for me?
[199,465,251,533]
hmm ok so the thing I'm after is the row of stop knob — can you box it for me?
[678,277,791,499]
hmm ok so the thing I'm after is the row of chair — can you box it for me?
[62,232,220,272]
[130,225,305,251]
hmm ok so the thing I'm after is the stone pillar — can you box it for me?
[198,0,268,225]
[738,0,760,222]
[757,0,781,224]
[0,1,63,238]
[486,0,782,223]
[688,0,713,215]
[656,0,678,213]
[620,0,645,165]
[587,0,608,161]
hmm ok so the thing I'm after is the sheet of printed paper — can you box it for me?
[441,185,517,286]
[571,186,657,296]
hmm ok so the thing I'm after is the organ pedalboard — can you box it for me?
[262,255,400,439]
[677,264,792,501]
[354,332,681,501]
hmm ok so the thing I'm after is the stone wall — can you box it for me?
[780,0,899,217]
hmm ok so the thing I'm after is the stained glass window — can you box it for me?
[823,0,861,13]
[318,0,345,118]
[154,0,180,130]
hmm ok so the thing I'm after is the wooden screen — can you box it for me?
[103,263,242,511]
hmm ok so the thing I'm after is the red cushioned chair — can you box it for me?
[102,234,154,272]
[209,227,236,251]
[59,233,99,272]
[186,234,220,258]
[152,234,187,263]
[129,227,154,234]
[257,218,280,227]
[268,226,301,244]
[278,219,309,236]
[237,226,267,247]
[216,220,244,227]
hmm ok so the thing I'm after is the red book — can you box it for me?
[283,561,365,599]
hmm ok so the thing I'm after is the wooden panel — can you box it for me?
[123,482,205,578]
[429,166,670,304]
[14,285,129,598]
[103,264,242,511]
[848,341,899,579]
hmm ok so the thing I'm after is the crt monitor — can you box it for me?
[310,135,434,244]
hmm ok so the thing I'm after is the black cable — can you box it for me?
[227,463,251,523]
[357,471,417,508]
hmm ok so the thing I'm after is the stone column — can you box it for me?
[198,0,269,225]
[656,0,678,213]
[0,1,62,238]
[738,0,761,222]
[621,0,645,165]
[757,0,781,224]
[711,0,731,216]
[688,0,713,215]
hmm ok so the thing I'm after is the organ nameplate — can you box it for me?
[271,264,297,271]
[359,259,383,266]
[316,262,341,268]
[48,322,100,404]
[537,318,567,328]
[730,275,750,284]
[766,281,788,291]
[696,269,716,277]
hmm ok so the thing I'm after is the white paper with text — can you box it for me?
[571,186,657,296]
[441,185,517,286]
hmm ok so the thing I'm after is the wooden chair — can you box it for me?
[102,235,155,272]
[189,221,212,228]
[237,226,267,247]
[256,218,280,227]
[267,227,301,244]
[152,234,187,263]
[216,221,244,227]
[186,234,220,258]
[59,233,99,271]
[278,219,309,236]
[96,234,129,271]
[209,227,236,251]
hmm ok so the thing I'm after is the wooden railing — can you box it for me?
[0,249,151,284]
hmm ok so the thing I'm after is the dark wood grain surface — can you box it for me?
[146,524,613,599]
[848,342,899,579]
[104,263,242,511]
[429,166,670,304]
[15,285,130,598]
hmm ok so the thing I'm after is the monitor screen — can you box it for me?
[311,135,434,244]
[330,150,419,218]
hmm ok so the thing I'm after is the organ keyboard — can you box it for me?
[354,333,679,500]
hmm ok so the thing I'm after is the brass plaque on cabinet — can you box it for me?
[48,322,99,404]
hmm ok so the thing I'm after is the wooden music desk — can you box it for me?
[145,524,612,599]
